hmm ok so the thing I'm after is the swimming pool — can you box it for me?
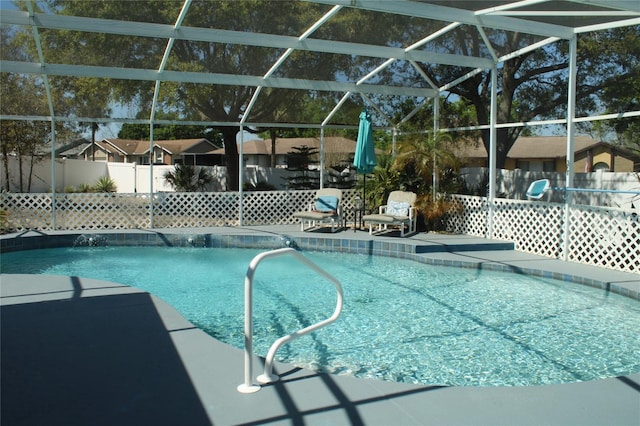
[2,245,639,387]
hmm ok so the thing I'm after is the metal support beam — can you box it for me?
[432,96,440,201]
[148,0,192,226]
[26,0,58,228]
[239,125,244,226]
[488,66,498,239]
[1,9,492,68]
[149,124,155,228]
[0,60,436,98]
[563,36,578,261]
[242,4,342,124]
[320,127,325,189]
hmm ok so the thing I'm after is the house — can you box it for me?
[77,138,222,165]
[459,136,639,172]
[45,138,92,159]
[211,136,359,168]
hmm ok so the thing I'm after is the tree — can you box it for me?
[0,120,51,192]
[119,115,223,146]
[406,26,640,168]
[9,10,113,153]
[163,164,213,192]
[255,93,363,168]
[17,1,428,191]
[0,27,53,192]
[285,145,320,190]
[26,1,361,191]
[357,153,399,209]
[395,132,458,201]
[11,2,636,181]
[579,27,640,153]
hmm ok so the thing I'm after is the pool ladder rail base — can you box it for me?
[237,247,344,394]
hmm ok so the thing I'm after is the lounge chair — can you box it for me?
[526,179,550,200]
[363,191,417,237]
[293,188,343,233]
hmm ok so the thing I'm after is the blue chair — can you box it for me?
[293,188,343,232]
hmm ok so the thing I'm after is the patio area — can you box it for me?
[1,226,639,425]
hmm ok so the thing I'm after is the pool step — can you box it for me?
[414,241,514,253]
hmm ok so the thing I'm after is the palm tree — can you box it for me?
[164,164,214,192]
[395,132,458,201]
[393,132,462,231]
[358,153,399,209]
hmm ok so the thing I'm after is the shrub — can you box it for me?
[78,183,94,193]
[94,176,117,193]
[0,208,8,234]
[164,164,213,192]
[416,193,463,232]
[244,181,276,191]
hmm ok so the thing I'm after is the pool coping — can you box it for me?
[2,226,640,425]
[2,225,638,300]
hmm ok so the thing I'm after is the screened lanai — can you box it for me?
[2,0,639,187]
[1,1,639,271]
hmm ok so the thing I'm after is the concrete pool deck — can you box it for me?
[1,226,639,425]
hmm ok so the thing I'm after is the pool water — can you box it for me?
[2,246,639,387]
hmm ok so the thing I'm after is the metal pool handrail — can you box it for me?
[237,247,344,394]
[526,178,640,199]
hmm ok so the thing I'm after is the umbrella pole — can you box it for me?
[363,174,366,229]
[363,174,366,210]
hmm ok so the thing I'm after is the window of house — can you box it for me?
[593,162,610,172]
[519,160,555,172]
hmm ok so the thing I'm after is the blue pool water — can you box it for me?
[2,246,639,387]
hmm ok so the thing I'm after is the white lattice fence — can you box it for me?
[242,189,359,225]
[445,195,487,236]
[3,191,636,273]
[1,189,359,231]
[492,199,565,258]
[448,195,639,273]
[1,193,54,230]
[243,190,312,225]
[152,192,238,228]
[58,193,152,230]
[567,205,639,272]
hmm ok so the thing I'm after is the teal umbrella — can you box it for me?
[353,108,377,211]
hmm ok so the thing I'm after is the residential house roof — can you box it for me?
[459,136,614,159]
[211,136,358,156]
[47,138,91,157]
[79,138,220,157]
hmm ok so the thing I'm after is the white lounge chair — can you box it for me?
[363,191,417,237]
[293,188,343,233]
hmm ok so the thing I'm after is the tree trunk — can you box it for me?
[27,155,35,192]
[270,129,277,168]
[2,144,10,192]
[91,122,97,162]
[221,127,239,191]
[17,155,24,192]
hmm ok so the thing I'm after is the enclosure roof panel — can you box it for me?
[0,0,637,129]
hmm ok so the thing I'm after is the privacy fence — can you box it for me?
[1,190,637,274]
